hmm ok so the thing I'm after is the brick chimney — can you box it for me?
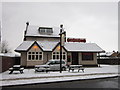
[24,22,29,41]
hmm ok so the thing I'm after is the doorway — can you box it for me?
[72,52,79,65]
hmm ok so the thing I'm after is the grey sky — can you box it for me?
[2,2,118,52]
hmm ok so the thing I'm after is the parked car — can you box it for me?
[35,59,67,72]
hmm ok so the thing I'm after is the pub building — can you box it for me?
[15,22,104,67]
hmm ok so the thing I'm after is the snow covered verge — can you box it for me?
[0,64,119,86]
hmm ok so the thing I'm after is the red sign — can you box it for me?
[67,38,86,43]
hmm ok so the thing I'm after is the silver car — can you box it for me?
[35,59,67,72]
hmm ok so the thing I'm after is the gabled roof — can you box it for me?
[25,25,60,38]
[15,41,104,53]
[15,41,59,52]
[37,41,59,51]
[15,41,34,51]
[64,42,104,52]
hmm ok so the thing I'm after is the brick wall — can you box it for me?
[0,56,20,72]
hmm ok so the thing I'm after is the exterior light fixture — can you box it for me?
[33,45,38,49]
[57,46,60,51]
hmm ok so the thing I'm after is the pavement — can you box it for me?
[0,64,119,87]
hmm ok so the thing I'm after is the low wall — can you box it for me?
[0,56,20,73]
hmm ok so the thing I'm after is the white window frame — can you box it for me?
[27,51,43,61]
[52,51,66,60]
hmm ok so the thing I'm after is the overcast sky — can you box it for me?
[1,2,118,53]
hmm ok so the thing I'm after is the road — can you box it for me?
[2,76,119,89]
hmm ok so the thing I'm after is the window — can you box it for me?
[40,28,45,33]
[28,55,31,60]
[27,51,43,60]
[36,55,38,60]
[46,28,53,33]
[82,53,93,60]
[39,54,42,60]
[52,52,59,59]
[52,52,66,60]
[32,52,35,54]
[28,52,31,54]
[62,52,66,60]
[39,27,53,34]
[32,55,35,60]
[53,55,56,59]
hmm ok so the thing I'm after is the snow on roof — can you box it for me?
[100,52,114,56]
[25,25,60,38]
[64,42,104,52]
[15,41,104,53]
[15,41,59,52]
[15,41,34,51]
[37,41,59,51]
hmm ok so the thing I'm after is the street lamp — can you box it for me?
[59,24,65,73]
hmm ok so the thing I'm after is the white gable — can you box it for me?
[15,41,59,52]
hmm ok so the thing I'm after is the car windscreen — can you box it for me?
[46,61,55,65]
[46,60,65,65]
[55,61,65,64]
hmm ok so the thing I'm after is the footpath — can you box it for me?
[0,64,119,87]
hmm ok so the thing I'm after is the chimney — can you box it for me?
[26,22,29,31]
[24,22,29,41]
[60,24,63,33]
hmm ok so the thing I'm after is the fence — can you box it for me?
[0,56,20,72]
[97,57,120,65]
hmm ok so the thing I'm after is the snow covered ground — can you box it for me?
[0,64,118,86]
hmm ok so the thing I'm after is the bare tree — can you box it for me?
[0,40,11,53]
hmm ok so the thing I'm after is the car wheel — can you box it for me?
[62,67,66,71]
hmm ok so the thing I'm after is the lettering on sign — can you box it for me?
[67,38,86,43]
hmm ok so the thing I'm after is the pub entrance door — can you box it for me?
[72,52,79,65]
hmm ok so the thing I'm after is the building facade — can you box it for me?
[15,22,104,67]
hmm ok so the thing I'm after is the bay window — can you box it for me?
[82,53,93,60]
